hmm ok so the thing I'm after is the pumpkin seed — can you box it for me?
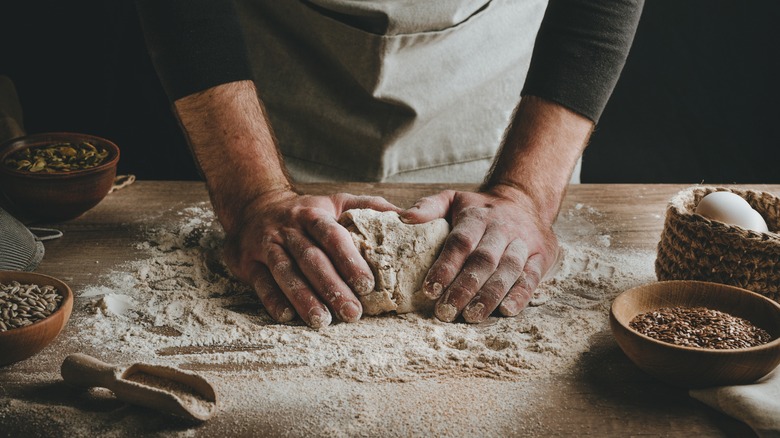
[4,141,110,173]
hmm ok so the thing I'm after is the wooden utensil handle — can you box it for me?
[61,353,119,389]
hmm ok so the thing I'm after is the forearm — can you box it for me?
[174,80,292,234]
[483,96,593,225]
[522,0,645,122]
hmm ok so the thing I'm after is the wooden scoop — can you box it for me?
[61,353,218,421]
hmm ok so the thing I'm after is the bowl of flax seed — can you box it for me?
[0,271,73,366]
[610,280,780,388]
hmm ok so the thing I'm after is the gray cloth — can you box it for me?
[0,207,44,272]
[690,367,780,438]
[237,0,548,183]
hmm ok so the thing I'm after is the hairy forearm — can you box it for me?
[483,95,593,225]
[174,80,292,233]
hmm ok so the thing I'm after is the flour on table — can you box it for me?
[72,202,655,383]
[340,209,449,315]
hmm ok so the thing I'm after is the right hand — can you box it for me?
[223,189,400,328]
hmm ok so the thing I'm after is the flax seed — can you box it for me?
[629,306,772,349]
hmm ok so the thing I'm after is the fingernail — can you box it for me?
[338,302,361,323]
[462,302,485,324]
[277,307,295,323]
[399,208,418,223]
[424,281,443,299]
[353,276,374,296]
[499,300,520,317]
[308,308,332,329]
[435,303,458,322]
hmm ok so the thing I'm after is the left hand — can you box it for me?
[400,184,559,323]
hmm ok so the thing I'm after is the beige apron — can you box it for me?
[236,0,564,183]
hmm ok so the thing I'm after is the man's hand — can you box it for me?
[403,96,593,323]
[401,186,558,323]
[223,190,399,328]
[174,80,401,328]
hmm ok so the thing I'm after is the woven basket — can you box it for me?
[655,187,780,302]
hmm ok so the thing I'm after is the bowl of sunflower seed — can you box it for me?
[0,271,73,366]
[0,132,120,222]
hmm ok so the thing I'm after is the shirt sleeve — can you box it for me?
[521,0,645,122]
[134,0,253,101]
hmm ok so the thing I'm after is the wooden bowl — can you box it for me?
[0,132,120,222]
[610,280,780,388]
[0,271,73,366]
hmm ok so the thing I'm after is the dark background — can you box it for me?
[1,1,778,183]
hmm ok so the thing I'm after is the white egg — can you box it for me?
[694,191,769,233]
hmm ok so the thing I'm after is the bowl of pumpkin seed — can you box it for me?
[0,132,120,222]
[0,271,73,366]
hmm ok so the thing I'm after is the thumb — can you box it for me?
[340,195,402,213]
[400,190,455,224]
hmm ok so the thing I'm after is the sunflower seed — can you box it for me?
[0,282,63,332]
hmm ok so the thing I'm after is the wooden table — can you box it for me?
[1,182,778,437]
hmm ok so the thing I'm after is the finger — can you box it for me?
[284,230,363,323]
[303,213,375,295]
[338,194,402,213]
[423,209,487,300]
[400,190,456,224]
[434,227,509,322]
[498,252,545,317]
[462,239,529,323]
[266,244,332,328]
[249,263,296,323]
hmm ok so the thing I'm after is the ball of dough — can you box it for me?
[339,209,450,315]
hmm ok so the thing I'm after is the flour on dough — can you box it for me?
[339,209,450,315]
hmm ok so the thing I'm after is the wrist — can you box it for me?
[174,80,294,233]
[481,180,562,227]
[483,96,592,225]
[210,178,296,236]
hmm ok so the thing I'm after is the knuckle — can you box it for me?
[300,246,322,262]
[479,232,504,248]
[269,259,292,278]
[524,269,542,289]
[458,271,481,290]
[297,207,321,224]
[446,231,477,253]
[477,283,506,303]
[515,270,529,288]
[484,272,513,294]
[426,262,457,284]
[501,252,525,273]
[455,206,487,222]
[508,283,533,302]
[468,248,499,268]
[332,193,352,206]
[445,284,473,302]
[261,231,283,246]
[320,286,347,303]
[355,195,374,204]
[265,245,286,265]
[524,258,544,287]
[318,225,343,248]
[503,241,529,268]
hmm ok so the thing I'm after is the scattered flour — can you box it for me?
[0,201,660,436]
[70,203,656,383]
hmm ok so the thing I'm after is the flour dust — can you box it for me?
[75,203,656,382]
